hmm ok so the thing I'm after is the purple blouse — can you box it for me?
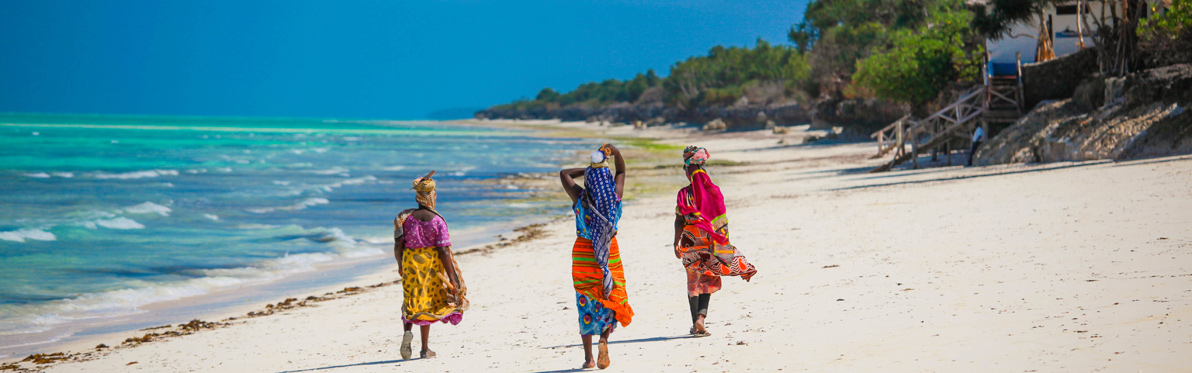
[400,215,451,249]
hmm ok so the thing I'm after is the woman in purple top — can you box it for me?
[393,171,468,360]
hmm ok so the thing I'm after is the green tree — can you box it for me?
[855,11,983,112]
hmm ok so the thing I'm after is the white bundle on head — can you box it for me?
[590,150,609,168]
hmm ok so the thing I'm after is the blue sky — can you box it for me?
[0,0,806,120]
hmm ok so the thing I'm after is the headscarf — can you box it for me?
[678,146,729,245]
[684,146,710,166]
[412,176,437,214]
[581,147,620,300]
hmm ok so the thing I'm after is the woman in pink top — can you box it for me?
[393,171,468,360]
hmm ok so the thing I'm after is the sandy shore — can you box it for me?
[7,121,1192,372]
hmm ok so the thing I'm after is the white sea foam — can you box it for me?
[317,175,377,192]
[93,169,179,180]
[307,166,349,175]
[0,228,57,243]
[93,217,144,230]
[51,172,74,178]
[381,166,405,171]
[0,226,383,338]
[203,214,219,221]
[123,202,172,216]
[272,180,291,186]
[246,197,329,214]
[22,172,51,178]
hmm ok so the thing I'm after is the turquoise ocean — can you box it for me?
[0,113,589,357]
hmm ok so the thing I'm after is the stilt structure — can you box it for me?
[869,52,1025,172]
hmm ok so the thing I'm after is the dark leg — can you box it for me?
[968,141,981,166]
[697,294,711,318]
[419,325,436,358]
[688,295,700,324]
[403,322,413,332]
[581,334,595,368]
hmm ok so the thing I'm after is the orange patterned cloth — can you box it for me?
[676,178,757,297]
[572,237,633,328]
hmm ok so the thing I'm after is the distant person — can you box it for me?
[393,171,468,360]
[673,146,757,337]
[559,144,634,370]
[969,126,986,166]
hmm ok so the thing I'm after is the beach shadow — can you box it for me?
[274,359,408,373]
[1109,154,1192,167]
[826,160,1112,191]
[539,334,695,350]
[534,368,593,373]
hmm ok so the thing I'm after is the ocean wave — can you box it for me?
[319,175,377,192]
[0,226,382,338]
[21,172,76,179]
[123,202,172,216]
[246,197,329,214]
[203,214,219,221]
[307,166,349,175]
[93,169,179,180]
[88,217,145,230]
[0,228,57,243]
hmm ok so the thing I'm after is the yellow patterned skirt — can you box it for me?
[401,246,466,325]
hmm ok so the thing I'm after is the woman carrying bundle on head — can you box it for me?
[559,143,634,370]
[673,146,757,337]
[393,171,468,360]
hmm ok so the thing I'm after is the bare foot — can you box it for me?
[581,359,596,369]
[694,318,710,337]
[420,349,437,359]
[597,340,610,369]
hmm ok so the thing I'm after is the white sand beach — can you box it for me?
[11,122,1192,372]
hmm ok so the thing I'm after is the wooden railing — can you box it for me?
[870,114,912,158]
[905,87,986,142]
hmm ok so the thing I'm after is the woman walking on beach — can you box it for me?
[393,171,468,360]
[674,146,756,337]
[560,144,634,370]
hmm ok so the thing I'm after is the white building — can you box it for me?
[973,0,1170,74]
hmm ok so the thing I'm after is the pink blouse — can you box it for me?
[400,215,452,249]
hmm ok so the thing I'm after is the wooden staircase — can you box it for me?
[869,53,1026,172]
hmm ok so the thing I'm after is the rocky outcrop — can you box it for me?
[809,98,908,132]
[975,64,1192,165]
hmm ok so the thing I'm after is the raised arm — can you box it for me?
[559,168,585,205]
[603,144,627,198]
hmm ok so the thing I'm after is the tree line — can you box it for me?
[491,0,1189,116]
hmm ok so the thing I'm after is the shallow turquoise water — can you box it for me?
[0,113,587,352]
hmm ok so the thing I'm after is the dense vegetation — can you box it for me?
[489,0,1188,117]
[854,10,984,110]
